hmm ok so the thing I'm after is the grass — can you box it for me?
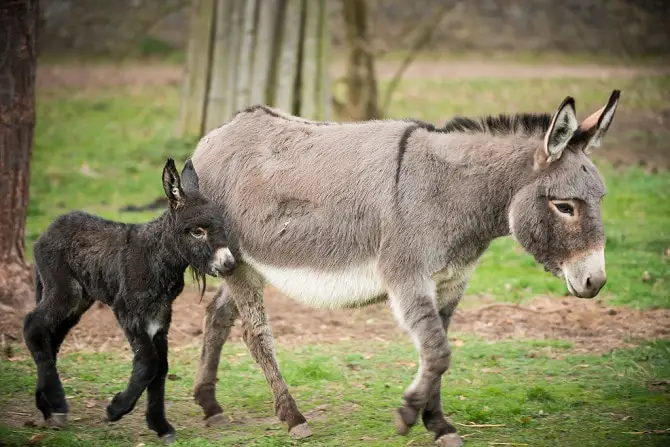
[1,338,669,446]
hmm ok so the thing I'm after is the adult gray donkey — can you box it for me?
[189,90,620,446]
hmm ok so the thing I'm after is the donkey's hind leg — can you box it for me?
[23,271,89,427]
[226,268,311,439]
[194,285,239,426]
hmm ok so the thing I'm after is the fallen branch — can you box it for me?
[470,303,567,315]
[623,429,670,435]
[488,443,529,446]
[457,422,506,428]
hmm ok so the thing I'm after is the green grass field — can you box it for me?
[1,59,668,446]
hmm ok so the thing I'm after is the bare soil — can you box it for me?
[2,286,668,357]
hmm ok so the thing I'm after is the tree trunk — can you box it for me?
[0,0,39,310]
[179,0,331,135]
[342,0,380,121]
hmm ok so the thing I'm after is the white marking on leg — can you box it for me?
[407,334,423,393]
[147,321,162,338]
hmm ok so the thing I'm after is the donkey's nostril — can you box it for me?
[223,259,236,270]
[585,277,592,288]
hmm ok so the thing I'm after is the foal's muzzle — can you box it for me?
[210,247,237,277]
[561,249,607,298]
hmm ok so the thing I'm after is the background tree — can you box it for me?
[178,0,331,137]
[0,0,39,310]
[334,0,452,120]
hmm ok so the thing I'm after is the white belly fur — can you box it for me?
[241,250,384,309]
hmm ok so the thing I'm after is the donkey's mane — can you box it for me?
[238,104,553,139]
[441,113,553,138]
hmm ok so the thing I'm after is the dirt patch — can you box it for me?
[451,296,670,354]
[2,286,668,357]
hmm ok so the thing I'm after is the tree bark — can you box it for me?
[0,0,39,309]
[342,0,380,121]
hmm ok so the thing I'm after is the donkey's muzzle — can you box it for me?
[211,247,237,277]
[562,249,607,299]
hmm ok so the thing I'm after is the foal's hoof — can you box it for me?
[204,412,227,427]
[45,413,67,429]
[435,433,464,447]
[394,407,418,435]
[160,432,177,445]
[289,422,312,439]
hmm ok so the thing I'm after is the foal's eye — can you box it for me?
[552,201,575,217]
[190,228,207,238]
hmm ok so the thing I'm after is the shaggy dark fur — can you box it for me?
[23,158,235,443]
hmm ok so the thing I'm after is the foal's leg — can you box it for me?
[193,285,239,426]
[145,326,176,442]
[106,321,159,422]
[421,277,469,447]
[381,269,454,442]
[226,268,311,439]
[23,267,88,427]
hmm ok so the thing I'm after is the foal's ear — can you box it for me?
[162,158,186,208]
[180,159,200,193]
[540,96,579,164]
[571,90,620,154]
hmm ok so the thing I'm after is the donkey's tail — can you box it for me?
[34,265,44,304]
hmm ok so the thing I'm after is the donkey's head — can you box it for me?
[162,158,236,278]
[509,90,620,298]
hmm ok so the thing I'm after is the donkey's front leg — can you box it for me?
[106,328,158,423]
[145,329,176,443]
[194,285,239,426]
[385,275,459,445]
[421,296,466,447]
[226,269,311,439]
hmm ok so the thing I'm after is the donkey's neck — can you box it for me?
[424,131,536,239]
[138,212,190,275]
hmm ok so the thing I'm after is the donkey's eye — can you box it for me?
[190,228,207,238]
[552,202,575,216]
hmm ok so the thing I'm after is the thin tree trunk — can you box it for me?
[204,0,232,133]
[275,0,302,114]
[342,0,380,121]
[250,0,280,105]
[0,0,39,309]
[178,0,216,136]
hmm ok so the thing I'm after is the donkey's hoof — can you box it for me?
[46,413,67,429]
[289,422,312,439]
[394,407,418,435]
[204,412,226,427]
[435,433,464,447]
[160,432,177,445]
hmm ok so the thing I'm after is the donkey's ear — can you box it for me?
[162,158,186,208]
[572,90,620,154]
[541,96,579,164]
[180,159,200,193]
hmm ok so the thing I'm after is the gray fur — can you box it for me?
[190,91,620,443]
[23,158,236,442]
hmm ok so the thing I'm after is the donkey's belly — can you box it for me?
[241,252,386,309]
